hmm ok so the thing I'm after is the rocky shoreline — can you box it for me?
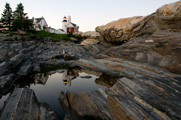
[0,1,181,120]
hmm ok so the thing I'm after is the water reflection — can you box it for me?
[0,67,118,119]
[29,68,106,119]
[62,70,79,86]
[34,74,49,85]
[95,73,119,88]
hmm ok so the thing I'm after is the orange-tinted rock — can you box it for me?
[96,1,181,43]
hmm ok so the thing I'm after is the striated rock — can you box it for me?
[75,57,181,79]
[0,74,16,96]
[105,30,181,74]
[0,88,60,120]
[96,1,181,43]
[68,57,181,120]
[17,60,33,75]
[80,38,100,46]
[59,89,112,120]
[108,77,181,120]
[9,53,25,69]
[0,62,9,76]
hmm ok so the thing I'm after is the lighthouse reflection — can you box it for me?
[62,70,79,87]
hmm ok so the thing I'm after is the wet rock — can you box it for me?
[0,88,60,120]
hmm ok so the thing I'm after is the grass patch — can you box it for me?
[26,30,74,40]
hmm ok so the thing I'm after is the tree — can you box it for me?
[12,3,33,31]
[13,3,27,20]
[1,3,13,29]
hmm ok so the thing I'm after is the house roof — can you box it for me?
[58,29,64,31]
[71,22,77,27]
[35,18,43,23]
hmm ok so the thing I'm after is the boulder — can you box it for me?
[74,31,100,40]
[156,1,181,15]
[80,38,100,46]
[96,1,181,43]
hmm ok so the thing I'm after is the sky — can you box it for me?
[0,0,179,32]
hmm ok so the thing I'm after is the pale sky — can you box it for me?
[0,0,179,32]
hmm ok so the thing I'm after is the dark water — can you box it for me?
[0,68,112,119]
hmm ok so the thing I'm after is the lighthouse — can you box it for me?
[62,16,79,34]
[62,16,67,33]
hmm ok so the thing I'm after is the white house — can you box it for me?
[62,16,79,34]
[48,27,56,33]
[32,17,48,31]
[56,29,65,34]
[48,27,65,34]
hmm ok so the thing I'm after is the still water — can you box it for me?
[0,68,108,119]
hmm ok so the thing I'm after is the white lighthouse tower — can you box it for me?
[62,16,67,33]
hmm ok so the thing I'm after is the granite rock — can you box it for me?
[96,1,181,43]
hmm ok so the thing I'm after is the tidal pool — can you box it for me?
[30,69,106,118]
[0,67,112,119]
